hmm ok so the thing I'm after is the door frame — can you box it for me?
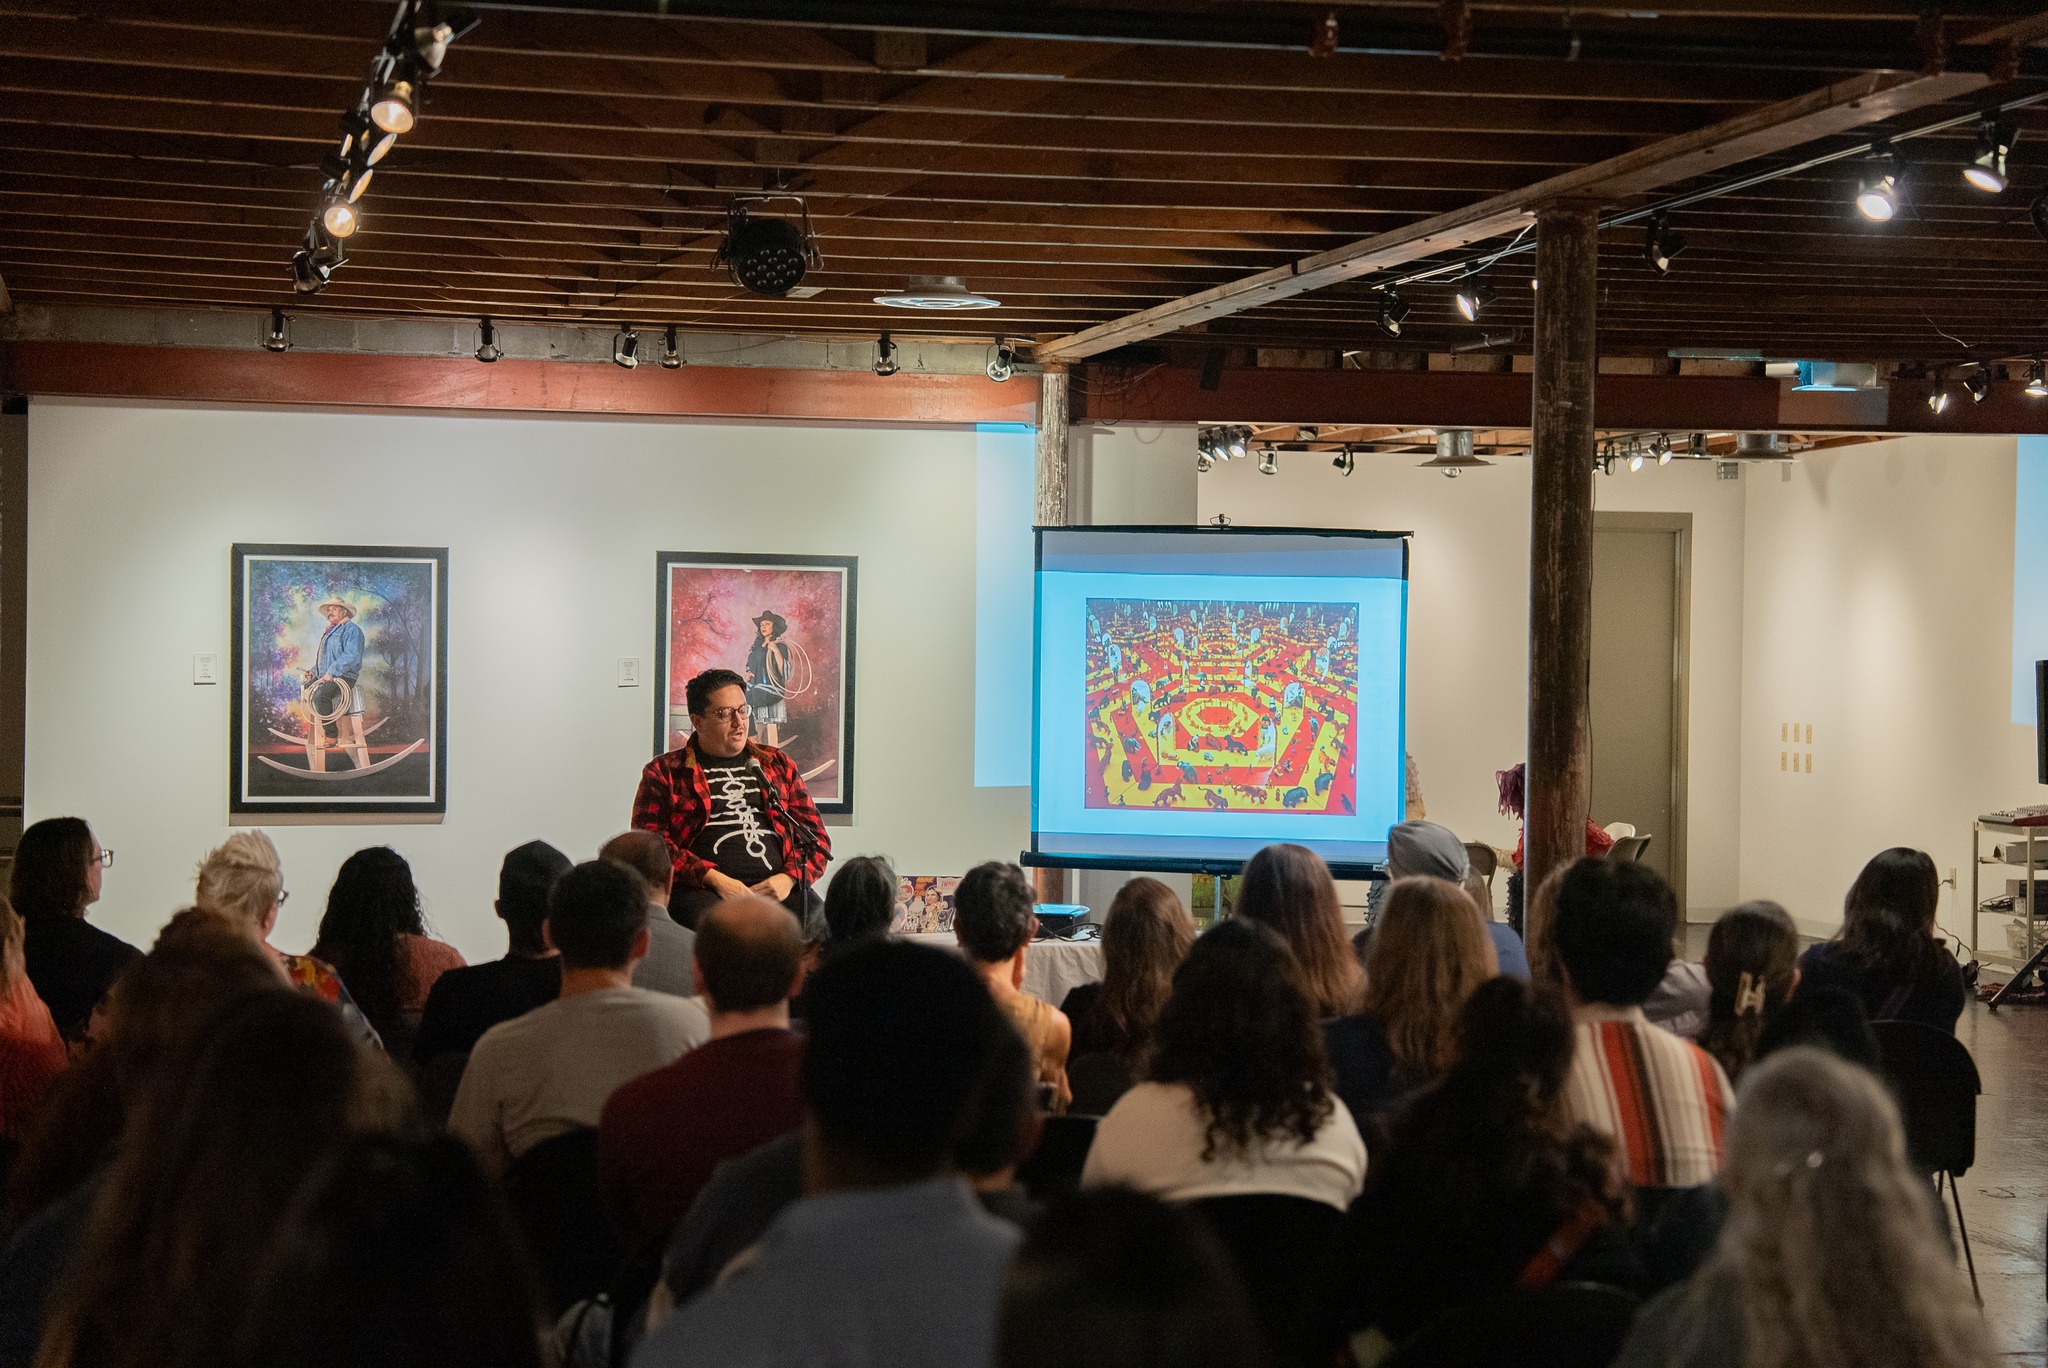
[1591,511,1692,916]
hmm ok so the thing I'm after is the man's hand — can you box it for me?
[705,871,752,900]
[751,873,795,902]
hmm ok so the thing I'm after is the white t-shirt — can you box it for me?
[1082,1080,1367,1210]
[448,986,709,1176]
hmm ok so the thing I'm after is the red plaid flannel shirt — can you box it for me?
[631,738,831,890]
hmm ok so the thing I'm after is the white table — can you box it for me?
[906,932,1106,1007]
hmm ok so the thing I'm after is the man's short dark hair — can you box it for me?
[599,830,673,898]
[801,939,1011,1181]
[696,897,805,1011]
[954,861,1037,965]
[545,860,650,971]
[686,668,748,718]
[498,841,571,947]
[1552,857,1678,1007]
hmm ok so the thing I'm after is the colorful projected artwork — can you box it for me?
[1084,598,1358,814]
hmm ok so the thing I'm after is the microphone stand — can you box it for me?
[757,762,819,927]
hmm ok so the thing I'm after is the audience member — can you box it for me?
[194,831,380,1047]
[1324,877,1495,1138]
[1613,1048,1995,1368]
[1522,863,1568,987]
[1643,952,1712,1039]
[414,841,571,1063]
[631,939,1021,1368]
[10,818,137,1042]
[953,1022,1044,1227]
[1084,919,1365,1211]
[0,897,66,1153]
[1799,847,1966,1032]
[1341,977,1635,1353]
[310,846,465,1059]
[599,895,807,1249]
[449,861,708,1177]
[956,860,1072,1114]
[599,830,698,998]
[225,1134,547,1368]
[1495,763,1616,872]
[997,1187,1269,1368]
[1753,985,1881,1072]
[1236,844,1362,1018]
[820,855,898,955]
[1695,900,1800,1084]
[1062,877,1193,1061]
[33,990,413,1368]
[1372,822,1529,979]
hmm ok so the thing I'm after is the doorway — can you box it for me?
[1589,512,1690,906]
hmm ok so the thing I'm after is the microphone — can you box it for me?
[750,755,787,814]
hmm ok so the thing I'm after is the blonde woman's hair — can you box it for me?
[1361,877,1496,1075]
[194,831,284,931]
[1670,1048,1995,1368]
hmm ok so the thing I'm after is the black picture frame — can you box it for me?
[654,551,857,816]
[230,543,449,816]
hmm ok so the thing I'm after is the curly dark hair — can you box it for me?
[1148,917,1334,1161]
[310,846,426,1045]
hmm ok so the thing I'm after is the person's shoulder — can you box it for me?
[401,933,467,972]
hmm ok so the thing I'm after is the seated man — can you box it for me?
[955,861,1071,1114]
[414,840,571,1064]
[449,860,708,1178]
[631,940,1020,1368]
[599,830,698,999]
[598,895,807,1249]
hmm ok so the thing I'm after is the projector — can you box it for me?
[1034,904,1093,940]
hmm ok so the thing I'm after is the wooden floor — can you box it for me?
[1955,998,2048,1361]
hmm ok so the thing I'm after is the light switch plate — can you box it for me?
[193,652,219,685]
[618,657,641,688]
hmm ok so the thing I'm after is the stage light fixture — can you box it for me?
[2027,359,2048,397]
[873,275,1001,310]
[1225,428,1250,461]
[337,112,396,167]
[660,324,684,370]
[1196,450,1215,473]
[1927,384,1951,414]
[1964,115,2016,194]
[1966,366,1992,403]
[612,325,639,370]
[1643,213,1687,274]
[1257,447,1279,475]
[1454,280,1496,321]
[474,317,501,363]
[1333,446,1356,476]
[873,331,899,377]
[716,198,821,298]
[262,307,290,353]
[1654,433,1674,465]
[370,77,416,135]
[1628,444,1646,473]
[986,340,1017,383]
[1855,145,1904,222]
[290,224,345,293]
[320,195,359,239]
[1374,288,1408,338]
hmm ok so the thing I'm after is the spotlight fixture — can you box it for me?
[1654,434,1674,466]
[1927,376,1951,414]
[715,196,821,298]
[1196,451,1215,473]
[1963,115,2017,194]
[1333,446,1356,476]
[370,77,416,135]
[1257,447,1279,476]
[873,275,1001,310]
[1629,447,1646,473]
[1966,366,1993,403]
[1643,213,1687,274]
[320,194,360,240]
[474,317,501,363]
[1373,288,1409,338]
[1855,143,1904,222]
[873,331,899,377]
[290,225,346,293]
[1454,280,1496,322]
[1224,427,1250,461]
[336,111,397,169]
[986,339,1017,383]
[660,324,684,370]
[2027,359,2048,398]
[262,307,290,354]
[612,324,640,370]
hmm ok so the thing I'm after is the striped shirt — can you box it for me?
[1563,1006,1733,1189]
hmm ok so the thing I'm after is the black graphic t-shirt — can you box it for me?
[692,754,785,887]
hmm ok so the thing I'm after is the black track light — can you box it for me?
[474,317,501,363]
[986,339,1017,383]
[1224,427,1249,461]
[1644,213,1687,274]
[874,331,899,377]
[716,197,821,298]
[660,324,684,370]
[1454,280,1496,322]
[1257,447,1279,476]
[1196,450,1215,473]
[1966,366,1993,403]
[1964,115,2017,194]
[1856,142,1905,222]
[370,77,416,135]
[262,307,290,353]
[1333,446,1356,476]
[613,324,640,370]
[1374,288,1409,338]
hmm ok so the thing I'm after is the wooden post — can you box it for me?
[1525,202,1600,895]
[1034,365,1071,906]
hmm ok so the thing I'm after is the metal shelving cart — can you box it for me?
[1973,815,2048,1008]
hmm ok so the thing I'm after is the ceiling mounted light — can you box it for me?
[1454,280,1496,322]
[1964,115,2016,194]
[262,307,290,353]
[1196,450,1215,473]
[320,194,359,239]
[1374,288,1409,338]
[290,225,345,293]
[474,317,501,363]
[1927,379,1951,414]
[1643,212,1687,274]
[613,324,640,370]
[873,274,1001,310]
[1856,144,1904,222]
[1966,366,1993,403]
[1418,429,1495,477]
[1257,447,1279,476]
[1654,433,1674,466]
[715,197,821,298]
[370,77,416,135]
[1629,447,1646,473]
[1224,427,1249,461]
[1333,446,1357,476]
[873,331,899,377]
[2027,359,2047,397]
[986,340,1017,383]
[660,324,684,370]
[337,112,396,167]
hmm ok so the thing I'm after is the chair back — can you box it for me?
[1871,1019,1981,1178]
[1017,1113,1097,1200]
[500,1126,624,1315]
[1065,1050,1136,1118]
[1379,1282,1641,1368]
[1606,835,1652,863]
[1464,843,1499,881]
[1187,1193,1346,1368]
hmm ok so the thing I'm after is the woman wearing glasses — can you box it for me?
[10,817,138,1041]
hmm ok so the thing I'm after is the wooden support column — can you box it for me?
[1525,202,1600,896]
[1033,365,1071,906]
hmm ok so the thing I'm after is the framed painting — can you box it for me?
[655,551,856,815]
[230,544,449,816]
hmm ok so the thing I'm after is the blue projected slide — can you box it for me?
[2014,437,2048,725]
[1032,527,1409,876]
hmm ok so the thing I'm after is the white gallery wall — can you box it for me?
[26,399,1034,962]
